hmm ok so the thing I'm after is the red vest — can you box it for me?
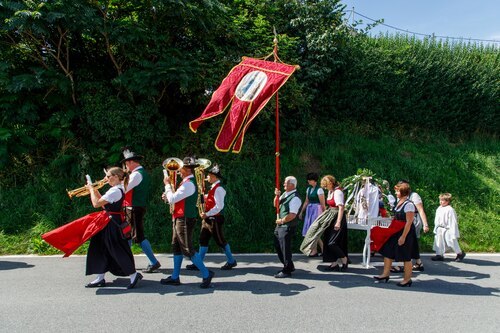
[204,183,221,215]
[326,187,343,208]
[173,177,197,219]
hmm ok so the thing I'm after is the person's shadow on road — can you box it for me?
[0,261,35,270]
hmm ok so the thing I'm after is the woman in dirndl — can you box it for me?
[321,175,349,272]
[85,167,142,289]
[299,172,325,257]
[373,181,419,287]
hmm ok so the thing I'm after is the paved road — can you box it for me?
[0,253,499,332]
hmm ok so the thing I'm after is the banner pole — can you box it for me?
[273,29,280,217]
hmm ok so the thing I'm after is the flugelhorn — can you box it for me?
[194,158,211,216]
[162,157,184,191]
[67,178,108,199]
[162,157,183,214]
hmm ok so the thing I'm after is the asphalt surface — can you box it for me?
[0,253,499,332]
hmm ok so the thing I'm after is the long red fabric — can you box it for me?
[370,219,406,252]
[41,211,110,257]
[189,57,297,153]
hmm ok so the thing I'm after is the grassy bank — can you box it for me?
[1,123,498,255]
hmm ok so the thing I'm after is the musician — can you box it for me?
[161,156,214,288]
[121,148,161,273]
[186,164,237,271]
[85,167,142,289]
[273,176,302,278]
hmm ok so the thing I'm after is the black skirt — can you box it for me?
[86,216,136,276]
[378,223,420,262]
[322,212,348,262]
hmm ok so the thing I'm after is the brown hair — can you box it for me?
[439,193,452,202]
[394,182,411,196]
[107,167,128,184]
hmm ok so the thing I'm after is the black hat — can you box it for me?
[182,156,199,168]
[121,148,143,163]
[207,163,223,179]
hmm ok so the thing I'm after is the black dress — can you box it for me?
[322,189,348,264]
[86,188,136,276]
[378,200,419,262]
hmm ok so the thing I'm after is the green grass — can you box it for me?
[1,123,498,255]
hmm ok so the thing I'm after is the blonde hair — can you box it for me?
[439,193,452,202]
[321,175,339,188]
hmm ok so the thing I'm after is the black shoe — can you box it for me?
[220,261,237,270]
[85,279,106,288]
[160,276,181,285]
[142,261,161,273]
[324,264,340,272]
[412,263,425,272]
[127,273,143,289]
[431,255,444,261]
[186,264,200,271]
[274,271,291,278]
[340,263,348,272]
[373,276,390,283]
[397,279,412,287]
[200,270,215,288]
[454,252,466,262]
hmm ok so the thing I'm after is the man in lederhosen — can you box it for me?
[160,156,214,288]
[186,163,237,271]
[121,148,161,273]
[273,176,302,278]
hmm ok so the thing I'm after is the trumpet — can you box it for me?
[162,157,183,213]
[194,158,211,216]
[67,178,108,199]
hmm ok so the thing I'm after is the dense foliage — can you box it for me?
[0,0,498,254]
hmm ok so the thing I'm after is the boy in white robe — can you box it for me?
[431,193,466,262]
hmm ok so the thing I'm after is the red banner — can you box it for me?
[189,57,297,153]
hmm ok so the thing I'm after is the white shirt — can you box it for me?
[327,189,345,206]
[125,166,143,193]
[306,186,324,198]
[101,184,124,204]
[280,189,301,214]
[434,205,460,238]
[395,200,416,214]
[165,174,196,204]
[205,180,226,217]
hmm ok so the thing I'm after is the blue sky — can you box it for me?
[339,0,500,44]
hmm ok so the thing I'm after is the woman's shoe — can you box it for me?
[325,264,340,272]
[340,263,348,272]
[412,263,424,272]
[85,279,106,288]
[373,275,390,283]
[390,266,403,273]
[397,279,412,287]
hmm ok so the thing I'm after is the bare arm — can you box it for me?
[415,202,429,233]
[398,211,415,245]
[334,204,345,230]
[87,184,109,208]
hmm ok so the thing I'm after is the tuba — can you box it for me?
[194,158,211,216]
[162,157,183,213]
[67,178,108,199]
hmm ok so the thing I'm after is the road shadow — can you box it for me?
[327,274,500,297]
[0,261,35,270]
[94,277,310,297]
